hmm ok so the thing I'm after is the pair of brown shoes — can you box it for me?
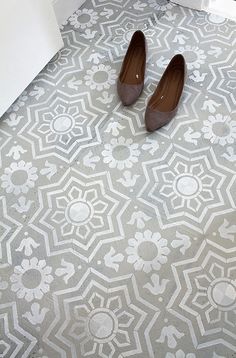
[117,31,187,132]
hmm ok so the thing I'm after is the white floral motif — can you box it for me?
[166,349,196,358]
[202,113,236,146]
[178,45,206,69]
[10,257,53,302]
[126,230,170,273]
[148,0,174,11]
[1,161,38,195]
[69,8,98,29]
[85,64,117,91]
[102,137,140,170]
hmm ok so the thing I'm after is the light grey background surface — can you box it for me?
[0,0,236,357]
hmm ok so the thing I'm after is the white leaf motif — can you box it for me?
[173,33,188,45]
[40,161,57,180]
[184,127,201,146]
[83,150,100,169]
[67,76,82,90]
[81,29,96,39]
[6,145,27,160]
[29,85,45,100]
[97,91,114,104]
[164,11,177,21]
[4,113,23,127]
[144,274,169,295]
[128,211,151,229]
[88,52,105,64]
[16,237,40,256]
[117,170,140,187]
[222,146,236,162]
[171,231,191,254]
[12,196,33,213]
[142,137,159,155]
[156,325,184,348]
[105,122,125,136]
[190,70,207,83]
[23,303,49,325]
[104,247,124,272]
[201,99,221,113]
[218,219,236,242]
[133,1,147,11]
[208,46,222,58]
[55,259,75,284]
[100,8,113,18]
[156,56,169,68]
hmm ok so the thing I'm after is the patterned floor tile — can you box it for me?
[0,0,236,357]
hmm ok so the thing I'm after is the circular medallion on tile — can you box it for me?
[65,200,93,226]
[207,13,226,25]
[51,115,75,134]
[88,309,118,343]
[208,279,236,311]
[174,174,201,197]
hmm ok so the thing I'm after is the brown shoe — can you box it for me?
[145,54,186,132]
[117,30,146,106]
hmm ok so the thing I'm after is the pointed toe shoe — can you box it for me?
[117,30,146,106]
[145,54,186,132]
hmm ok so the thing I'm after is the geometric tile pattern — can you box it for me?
[168,240,236,351]
[0,0,236,357]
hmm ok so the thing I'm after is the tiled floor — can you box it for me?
[0,1,236,357]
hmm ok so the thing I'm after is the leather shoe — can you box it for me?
[145,54,186,132]
[117,30,146,106]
